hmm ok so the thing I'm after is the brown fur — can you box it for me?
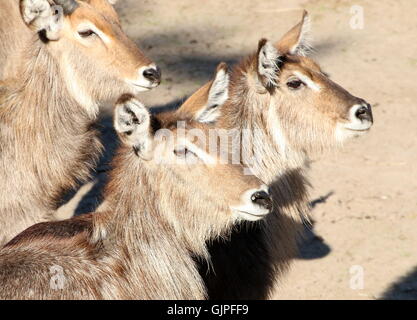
[0,0,32,79]
[0,0,157,245]
[0,98,268,300]
[177,12,372,299]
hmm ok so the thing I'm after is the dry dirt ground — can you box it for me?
[59,0,417,299]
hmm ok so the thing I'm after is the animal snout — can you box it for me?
[231,186,272,221]
[354,102,373,123]
[251,190,273,211]
[343,102,374,133]
[142,66,161,85]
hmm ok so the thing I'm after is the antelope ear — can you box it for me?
[114,95,153,160]
[276,10,312,56]
[20,0,64,40]
[107,0,118,5]
[195,62,229,123]
[257,39,281,89]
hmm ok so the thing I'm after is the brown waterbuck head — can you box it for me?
[179,11,373,171]
[109,95,272,250]
[19,0,160,104]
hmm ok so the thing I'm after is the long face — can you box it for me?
[20,0,160,104]
[242,13,373,153]
[152,123,272,223]
[263,54,373,152]
[113,95,273,231]
[178,11,373,158]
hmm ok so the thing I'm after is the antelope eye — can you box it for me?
[174,147,189,158]
[286,79,304,90]
[78,30,96,38]
[174,147,199,162]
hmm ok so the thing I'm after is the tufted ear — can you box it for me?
[195,62,229,123]
[176,62,229,124]
[276,10,312,56]
[114,94,154,160]
[256,38,281,89]
[20,0,64,40]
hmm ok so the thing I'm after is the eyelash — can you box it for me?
[286,79,305,89]
[174,148,188,157]
[78,30,96,38]
[174,148,198,159]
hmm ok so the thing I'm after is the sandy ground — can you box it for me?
[59,0,417,299]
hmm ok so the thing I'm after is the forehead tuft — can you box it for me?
[282,55,322,74]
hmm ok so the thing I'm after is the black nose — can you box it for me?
[251,191,273,211]
[355,103,373,123]
[142,67,161,84]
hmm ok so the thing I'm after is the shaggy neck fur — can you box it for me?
[90,147,212,299]
[0,35,102,243]
[198,62,312,300]
[0,145,237,299]
[220,64,310,223]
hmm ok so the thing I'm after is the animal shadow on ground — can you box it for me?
[267,171,332,261]
[298,192,334,260]
[381,267,417,299]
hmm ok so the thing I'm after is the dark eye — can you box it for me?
[286,79,304,90]
[78,30,95,38]
[174,147,189,158]
[174,147,198,162]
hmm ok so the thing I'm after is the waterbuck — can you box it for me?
[0,0,160,244]
[177,11,373,299]
[0,95,272,299]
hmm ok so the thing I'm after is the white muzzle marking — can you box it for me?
[231,185,271,222]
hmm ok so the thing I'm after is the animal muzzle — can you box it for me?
[127,64,161,92]
[250,190,273,212]
[142,66,161,86]
[231,186,273,222]
[353,102,373,123]
[344,101,373,132]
